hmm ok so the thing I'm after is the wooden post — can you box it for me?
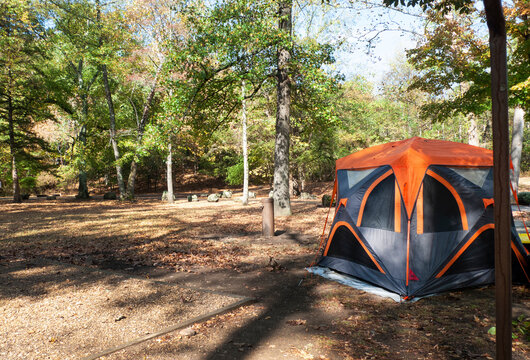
[262,198,274,237]
[483,1,512,359]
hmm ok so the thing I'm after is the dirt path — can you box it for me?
[99,251,530,360]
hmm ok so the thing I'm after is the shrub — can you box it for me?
[36,172,58,193]
[321,194,336,207]
[56,165,78,192]
[518,192,530,206]
[19,176,36,193]
[103,192,117,200]
[226,162,244,186]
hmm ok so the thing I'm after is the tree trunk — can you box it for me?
[126,68,160,199]
[241,83,249,205]
[289,171,297,196]
[127,161,138,200]
[7,88,21,203]
[483,1,512,359]
[74,59,92,199]
[510,106,525,193]
[298,166,306,193]
[102,64,126,200]
[166,142,174,204]
[273,0,292,216]
[77,125,90,199]
[468,115,479,146]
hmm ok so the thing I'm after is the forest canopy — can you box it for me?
[0,0,528,202]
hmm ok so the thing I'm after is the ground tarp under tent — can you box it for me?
[312,137,530,301]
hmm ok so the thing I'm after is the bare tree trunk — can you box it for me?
[483,1,512,358]
[241,83,249,205]
[77,125,90,199]
[468,115,479,146]
[126,68,160,199]
[96,0,124,200]
[127,161,138,199]
[102,65,126,200]
[73,59,96,200]
[288,171,293,196]
[298,166,305,192]
[273,0,292,216]
[166,142,174,204]
[510,106,525,193]
[7,87,21,203]
[77,73,90,199]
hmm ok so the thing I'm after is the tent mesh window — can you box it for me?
[337,168,377,199]
[360,174,396,231]
[422,173,463,233]
[448,167,491,189]
[444,229,494,275]
[327,225,379,271]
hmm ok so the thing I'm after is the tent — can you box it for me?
[315,137,529,300]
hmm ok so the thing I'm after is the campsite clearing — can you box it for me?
[0,183,529,359]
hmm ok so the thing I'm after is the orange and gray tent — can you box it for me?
[316,137,529,299]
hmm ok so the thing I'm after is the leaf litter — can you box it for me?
[0,183,529,359]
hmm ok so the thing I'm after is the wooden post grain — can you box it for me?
[483,1,512,358]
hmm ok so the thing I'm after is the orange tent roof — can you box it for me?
[336,137,493,217]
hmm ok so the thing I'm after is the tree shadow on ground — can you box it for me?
[2,198,528,359]
[111,255,525,360]
[196,265,525,359]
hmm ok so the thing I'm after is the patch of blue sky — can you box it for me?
[293,0,423,83]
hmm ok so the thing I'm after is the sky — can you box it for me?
[294,1,423,84]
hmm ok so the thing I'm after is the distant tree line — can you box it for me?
[1,0,527,206]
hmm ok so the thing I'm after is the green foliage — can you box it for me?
[506,1,530,110]
[402,0,528,140]
[6,0,516,197]
[162,0,280,141]
[226,160,244,186]
[492,315,530,341]
[0,0,52,189]
[383,0,473,14]
[522,130,530,173]
[19,176,36,193]
[513,315,530,342]
[321,194,335,207]
[158,0,343,187]
[406,8,491,122]
[290,36,342,181]
[337,77,414,153]
[56,164,78,191]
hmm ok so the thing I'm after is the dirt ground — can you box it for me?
[1,180,529,360]
[0,261,240,360]
[518,176,530,192]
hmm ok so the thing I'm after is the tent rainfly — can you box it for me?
[315,137,529,300]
